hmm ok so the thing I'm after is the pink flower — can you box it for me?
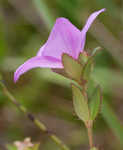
[14,9,105,82]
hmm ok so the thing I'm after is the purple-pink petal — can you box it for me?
[36,44,46,56]
[14,56,63,82]
[42,18,82,60]
[81,8,106,50]
[14,9,106,82]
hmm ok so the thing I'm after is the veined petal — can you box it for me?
[42,18,82,60]
[81,8,106,50]
[14,56,63,82]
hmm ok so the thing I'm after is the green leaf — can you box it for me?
[89,86,102,121]
[92,68,123,146]
[72,84,90,123]
[62,54,83,82]
[82,57,94,81]
[81,47,102,82]
[78,52,89,65]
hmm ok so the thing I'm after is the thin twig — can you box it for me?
[0,81,70,150]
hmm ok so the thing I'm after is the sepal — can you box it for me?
[82,56,94,82]
[78,51,89,65]
[62,53,83,82]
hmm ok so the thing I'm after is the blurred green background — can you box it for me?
[0,0,123,150]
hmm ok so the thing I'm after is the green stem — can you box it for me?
[0,81,70,150]
[79,81,94,149]
[87,125,93,149]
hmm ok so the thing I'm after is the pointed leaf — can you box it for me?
[82,47,102,82]
[62,54,83,82]
[78,52,89,65]
[89,86,102,121]
[72,84,90,123]
[82,56,94,81]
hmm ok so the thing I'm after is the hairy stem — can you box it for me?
[0,81,70,150]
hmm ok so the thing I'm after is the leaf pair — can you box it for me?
[72,84,90,123]
[72,84,102,124]
[62,48,102,124]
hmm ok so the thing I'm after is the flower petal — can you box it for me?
[42,17,82,60]
[81,8,106,50]
[14,56,63,82]
[37,44,46,56]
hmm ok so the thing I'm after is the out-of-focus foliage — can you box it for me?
[0,0,123,150]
